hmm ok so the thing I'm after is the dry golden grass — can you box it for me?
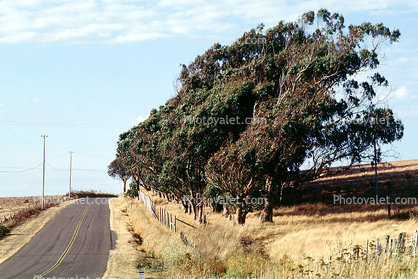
[300,159,418,205]
[122,159,418,278]
[320,159,418,180]
[105,195,177,278]
[266,204,418,260]
[132,190,418,278]
[0,195,64,222]
[141,188,418,259]
[103,197,142,279]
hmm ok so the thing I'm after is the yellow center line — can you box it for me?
[34,204,91,279]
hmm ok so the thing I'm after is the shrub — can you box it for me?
[0,224,10,239]
[125,181,139,198]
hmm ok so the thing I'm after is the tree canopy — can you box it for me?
[109,9,404,224]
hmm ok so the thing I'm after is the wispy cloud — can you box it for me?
[135,115,148,124]
[393,86,412,99]
[1,0,417,44]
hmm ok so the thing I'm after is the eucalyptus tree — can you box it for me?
[111,9,403,225]
[206,9,403,223]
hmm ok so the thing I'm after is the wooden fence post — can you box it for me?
[385,235,390,254]
[173,215,176,233]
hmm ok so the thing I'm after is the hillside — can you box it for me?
[298,159,418,206]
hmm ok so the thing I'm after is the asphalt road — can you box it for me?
[0,197,116,279]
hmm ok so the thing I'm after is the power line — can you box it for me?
[0,163,42,173]
[46,161,106,174]
[0,120,127,129]
[0,162,107,174]
[46,161,68,172]
[73,168,107,174]
[0,120,38,145]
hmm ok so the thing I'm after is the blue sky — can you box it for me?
[0,0,417,197]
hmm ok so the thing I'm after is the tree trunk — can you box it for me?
[234,206,247,225]
[192,204,203,225]
[260,176,274,223]
[190,201,204,224]
[191,203,197,220]
[134,178,140,192]
[260,197,274,223]
[197,204,203,225]
[222,204,230,217]
[182,200,189,213]
[122,179,127,193]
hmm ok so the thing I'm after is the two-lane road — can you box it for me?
[0,197,116,279]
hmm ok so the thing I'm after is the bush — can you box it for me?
[125,181,139,198]
[0,224,10,239]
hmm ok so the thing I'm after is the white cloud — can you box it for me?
[0,0,417,44]
[393,86,411,99]
[135,115,148,124]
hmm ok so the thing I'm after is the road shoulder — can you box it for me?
[103,196,140,279]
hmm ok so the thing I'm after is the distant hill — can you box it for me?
[283,159,418,206]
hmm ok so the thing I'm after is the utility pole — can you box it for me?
[69,151,73,199]
[41,135,48,210]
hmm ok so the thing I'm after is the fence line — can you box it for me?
[150,188,207,225]
[176,218,197,229]
[159,207,177,233]
[138,190,158,220]
[138,189,177,233]
[315,230,418,273]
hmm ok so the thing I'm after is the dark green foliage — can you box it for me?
[125,181,139,198]
[110,9,403,224]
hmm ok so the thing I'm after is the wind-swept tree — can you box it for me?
[206,9,404,223]
[108,156,131,193]
[111,9,404,225]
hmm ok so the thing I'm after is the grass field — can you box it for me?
[123,159,418,278]
[0,196,61,222]
[299,159,418,205]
